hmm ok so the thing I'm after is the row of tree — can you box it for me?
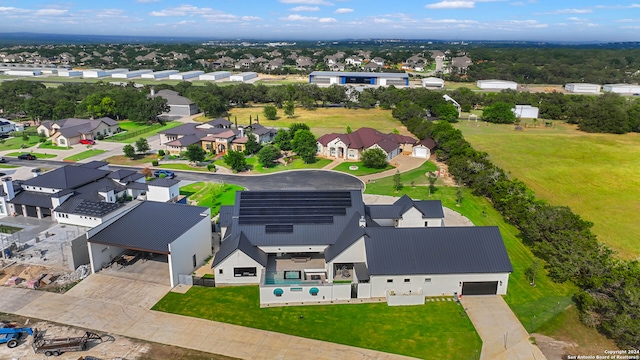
[405,119,639,349]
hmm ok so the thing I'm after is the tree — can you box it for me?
[283,100,295,117]
[130,97,169,123]
[433,102,460,122]
[123,144,136,158]
[244,133,262,155]
[392,101,424,123]
[393,171,402,192]
[525,260,541,286]
[135,138,150,154]
[482,101,517,124]
[257,144,281,168]
[288,122,310,138]
[428,172,438,196]
[361,148,388,169]
[263,105,278,120]
[223,150,248,172]
[87,96,116,118]
[273,129,292,151]
[292,129,317,164]
[346,125,352,134]
[186,144,206,163]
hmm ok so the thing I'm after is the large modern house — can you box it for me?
[317,127,435,161]
[213,191,513,306]
[37,117,120,146]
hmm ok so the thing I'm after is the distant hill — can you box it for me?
[0,32,209,46]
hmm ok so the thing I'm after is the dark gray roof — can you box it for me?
[365,226,513,276]
[9,191,53,208]
[79,161,109,169]
[107,169,137,180]
[54,198,124,217]
[73,178,126,202]
[325,213,366,261]
[148,178,180,188]
[206,118,232,127]
[310,71,409,79]
[126,182,148,190]
[366,205,401,219]
[366,196,444,220]
[22,165,111,190]
[88,201,209,253]
[212,231,268,267]
[159,123,199,135]
[154,89,194,106]
[218,206,234,227]
[166,134,200,147]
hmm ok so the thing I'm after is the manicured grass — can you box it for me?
[63,149,106,162]
[179,182,244,216]
[7,152,57,159]
[215,156,332,174]
[455,122,640,259]
[0,135,40,150]
[365,167,576,332]
[331,161,394,176]
[38,142,72,150]
[152,286,481,359]
[104,154,157,166]
[0,225,22,234]
[159,163,211,172]
[224,107,410,137]
[107,121,183,143]
[0,165,19,169]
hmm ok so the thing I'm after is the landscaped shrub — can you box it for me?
[152,160,159,166]
[207,164,216,172]
[96,134,105,140]
[158,149,165,157]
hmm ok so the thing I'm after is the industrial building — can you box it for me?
[111,69,153,79]
[422,77,445,89]
[141,70,180,79]
[564,83,601,93]
[83,69,128,78]
[169,71,205,80]
[4,69,42,76]
[476,80,518,90]
[512,105,539,119]
[58,70,83,77]
[309,71,409,87]
[229,72,258,82]
[603,84,640,94]
[199,71,231,81]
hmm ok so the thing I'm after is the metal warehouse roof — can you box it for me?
[365,226,513,276]
[310,71,408,78]
[88,201,209,254]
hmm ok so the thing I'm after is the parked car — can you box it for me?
[79,139,96,145]
[17,153,36,160]
[0,156,6,163]
[153,169,175,179]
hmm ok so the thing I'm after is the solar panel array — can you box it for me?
[238,191,352,225]
[265,224,294,233]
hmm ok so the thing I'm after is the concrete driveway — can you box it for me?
[460,296,547,360]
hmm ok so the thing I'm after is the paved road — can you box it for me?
[5,158,364,191]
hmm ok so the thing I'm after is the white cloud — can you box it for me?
[374,18,393,23]
[150,5,222,17]
[242,16,261,21]
[543,8,593,14]
[289,6,320,11]
[35,9,68,16]
[616,19,636,23]
[279,0,334,5]
[334,8,354,14]
[620,25,640,29]
[319,17,336,22]
[566,17,584,21]
[595,4,640,9]
[425,1,475,9]
[280,14,335,22]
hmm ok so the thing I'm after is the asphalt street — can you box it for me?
[7,158,365,191]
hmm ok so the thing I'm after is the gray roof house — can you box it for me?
[37,117,120,146]
[151,89,199,118]
[212,190,513,306]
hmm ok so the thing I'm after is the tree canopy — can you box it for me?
[223,150,248,173]
[362,148,388,169]
[292,129,317,164]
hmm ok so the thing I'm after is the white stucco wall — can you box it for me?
[213,250,264,285]
[260,283,337,304]
[258,245,327,254]
[88,242,126,273]
[147,184,179,202]
[369,272,510,298]
[54,212,103,227]
[397,207,427,228]
[168,211,212,287]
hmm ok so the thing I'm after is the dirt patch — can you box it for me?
[531,333,577,360]
[431,157,458,186]
[0,261,88,293]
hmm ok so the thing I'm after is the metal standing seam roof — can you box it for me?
[366,196,445,220]
[72,178,127,202]
[9,191,54,208]
[148,178,180,188]
[153,89,195,106]
[212,231,268,268]
[364,226,513,276]
[80,161,109,169]
[21,165,111,190]
[53,198,124,217]
[218,206,234,228]
[309,71,409,79]
[88,201,209,254]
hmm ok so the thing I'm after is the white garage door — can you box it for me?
[413,147,428,158]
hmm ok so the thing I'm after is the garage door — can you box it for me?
[25,206,38,218]
[413,147,428,158]
[462,281,498,295]
[41,208,51,218]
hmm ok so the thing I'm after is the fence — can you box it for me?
[192,276,215,287]
[105,124,163,142]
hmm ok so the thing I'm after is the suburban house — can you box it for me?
[151,89,199,117]
[212,191,513,306]
[37,117,120,146]
[87,201,212,287]
[0,118,25,134]
[0,161,178,226]
[316,127,433,161]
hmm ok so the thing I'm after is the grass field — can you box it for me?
[364,162,576,332]
[152,286,481,359]
[0,135,40,150]
[331,161,394,176]
[159,163,211,172]
[7,152,57,159]
[222,107,409,137]
[63,149,106,162]
[215,156,332,174]
[455,121,640,259]
[0,165,19,169]
[107,121,183,143]
[104,154,157,165]
[179,182,244,216]
[38,142,72,150]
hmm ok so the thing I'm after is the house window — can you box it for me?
[425,278,431,283]
[425,221,429,227]
[234,267,257,277]
[348,149,355,158]
[404,279,410,283]
[387,279,393,283]
[218,269,223,275]
[192,254,197,268]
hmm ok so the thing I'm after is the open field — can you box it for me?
[104,154,157,166]
[222,107,409,137]
[159,163,211,172]
[0,135,40,150]
[152,286,482,359]
[107,120,183,143]
[455,121,640,259]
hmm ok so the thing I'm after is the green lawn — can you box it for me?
[7,152,57,159]
[38,142,72,150]
[0,135,40,150]
[215,156,332,174]
[0,225,22,234]
[179,182,244,216]
[365,164,576,332]
[223,107,409,137]
[0,164,19,169]
[159,163,211,172]
[455,122,640,259]
[152,286,481,359]
[331,161,394,176]
[104,154,157,165]
[63,149,106,162]
[106,121,183,143]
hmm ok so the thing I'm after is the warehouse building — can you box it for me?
[169,71,205,80]
[199,71,231,81]
[112,69,153,79]
[230,72,258,82]
[141,70,180,79]
[309,71,409,87]
[603,84,640,94]
[58,70,83,77]
[476,80,518,90]
[564,83,601,93]
[512,105,539,119]
[83,69,128,78]
[422,77,445,89]
[4,69,42,76]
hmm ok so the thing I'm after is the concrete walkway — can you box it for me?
[460,296,547,360]
[360,156,427,183]
[0,274,415,360]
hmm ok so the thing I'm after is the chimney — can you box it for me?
[238,126,245,138]
[150,86,155,96]
[359,216,366,228]
[2,177,15,200]
[234,116,238,129]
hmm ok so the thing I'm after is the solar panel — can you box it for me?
[265,224,294,233]
[239,215,334,225]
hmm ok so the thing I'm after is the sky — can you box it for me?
[0,0,639,42]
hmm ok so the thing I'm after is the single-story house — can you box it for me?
[37,117,120,146]
[316,127,420,161]
[213,191,513,306]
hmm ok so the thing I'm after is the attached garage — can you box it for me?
[462,281,498,295]
[24,205,38,217]
[412,147,428,158]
